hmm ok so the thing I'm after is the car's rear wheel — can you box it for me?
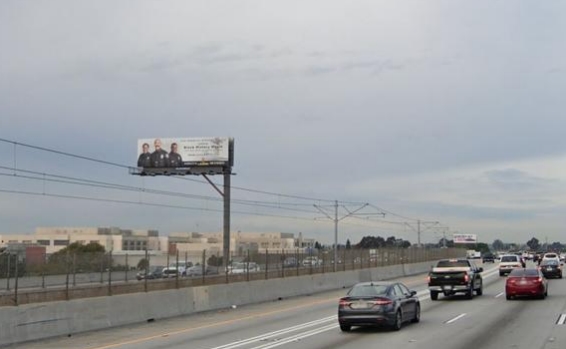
[466,287,474,299]
[391,310,402,331]
[411,304,420,323]
[476,281,483,296]
[430,291,438,300]
[339,324,351,332]
[506,294,512,300]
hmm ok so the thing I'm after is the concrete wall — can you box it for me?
[0,261,434,347]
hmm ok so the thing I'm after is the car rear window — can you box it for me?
[436,260,470,268]
[545,254,558,258]
[509,269,538,277]
[348,285,389,297]
[501,256,519,262]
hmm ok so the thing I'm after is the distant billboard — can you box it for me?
[137,137,233,170]
[453,234,477,244]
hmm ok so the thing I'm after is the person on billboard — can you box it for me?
[169,142,183,167]
[137,143,152,168]
[150,138,169,167]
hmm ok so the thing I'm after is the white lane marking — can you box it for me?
[495,292,504,298]
[445,313,467,324]
[557,314,566,325]
[208,316,335,349]
[247,324,338,349]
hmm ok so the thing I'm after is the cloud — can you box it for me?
[484,168,554,191]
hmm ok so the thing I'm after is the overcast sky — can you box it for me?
[2,0,566,246]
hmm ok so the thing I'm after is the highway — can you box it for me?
[9,262,566,349]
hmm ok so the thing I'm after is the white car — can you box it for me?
[302,257,321,267]
[228,262,260,274]
[499,255,523,276]
[541,253,561,265]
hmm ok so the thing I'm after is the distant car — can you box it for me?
[499,255,523,276]
[505,268,547,300]
[302,256,321,267]
[185,265,220,277]
[482,253,495,263]
[539,259,562,279]
[541,253,561,265]
[338,281,420,332]
[136,266,165,280]
[283,257,300,268]
[228,262,260,274]
[162,267,184,278]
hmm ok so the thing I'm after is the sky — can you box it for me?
[1,0,566,246]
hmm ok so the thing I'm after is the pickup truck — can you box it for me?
[427,259,483,300]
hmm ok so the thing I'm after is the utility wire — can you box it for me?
[0,165,320,207]
[0,188,329,223]
[0,170,322,215]
[0,137,365,205]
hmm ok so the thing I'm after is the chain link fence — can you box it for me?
[0,247,463,306]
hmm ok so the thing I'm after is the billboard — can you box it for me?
[453,234,477,244]
[137,137,232,169]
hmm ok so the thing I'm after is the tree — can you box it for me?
[526,237,540,251]
[48,242,106,273]
[137,258,149,270]
[475,242,490,253]
[207,255,223,267]
[438,238,454,248]
[346,239,351,250]
[492,239,505,251]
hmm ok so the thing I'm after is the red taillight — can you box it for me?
[426,275,431,283]
[339,298,351,307]
[464,273,470,283]
[537,277,543,283]
[374,299,393,305]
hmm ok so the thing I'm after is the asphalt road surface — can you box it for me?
[8,262,566,349]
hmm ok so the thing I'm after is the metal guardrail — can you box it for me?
[0,247,464,306]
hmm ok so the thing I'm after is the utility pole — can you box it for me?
[417,220,421,247]
[405,220,439,247]
[314,202,370,272]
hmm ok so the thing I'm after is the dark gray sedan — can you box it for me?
[338,281,420,332]
[539,260,563,279]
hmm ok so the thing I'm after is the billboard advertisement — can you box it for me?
[137,137,232,169]
[453,234,477,244]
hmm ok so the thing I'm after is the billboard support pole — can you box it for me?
[201,170,231,271]
[223,168,231,272]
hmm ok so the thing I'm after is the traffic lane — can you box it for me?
[152,265,505,349]
[235,267,566,349]
[401,270,566,349]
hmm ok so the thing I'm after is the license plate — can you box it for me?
[443,285,452,291]
[519,280,528,285]
[351,302,371,309]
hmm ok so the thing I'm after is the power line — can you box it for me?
[0,168,322,215]
[0,188,328,223]
[0,137,131,169]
